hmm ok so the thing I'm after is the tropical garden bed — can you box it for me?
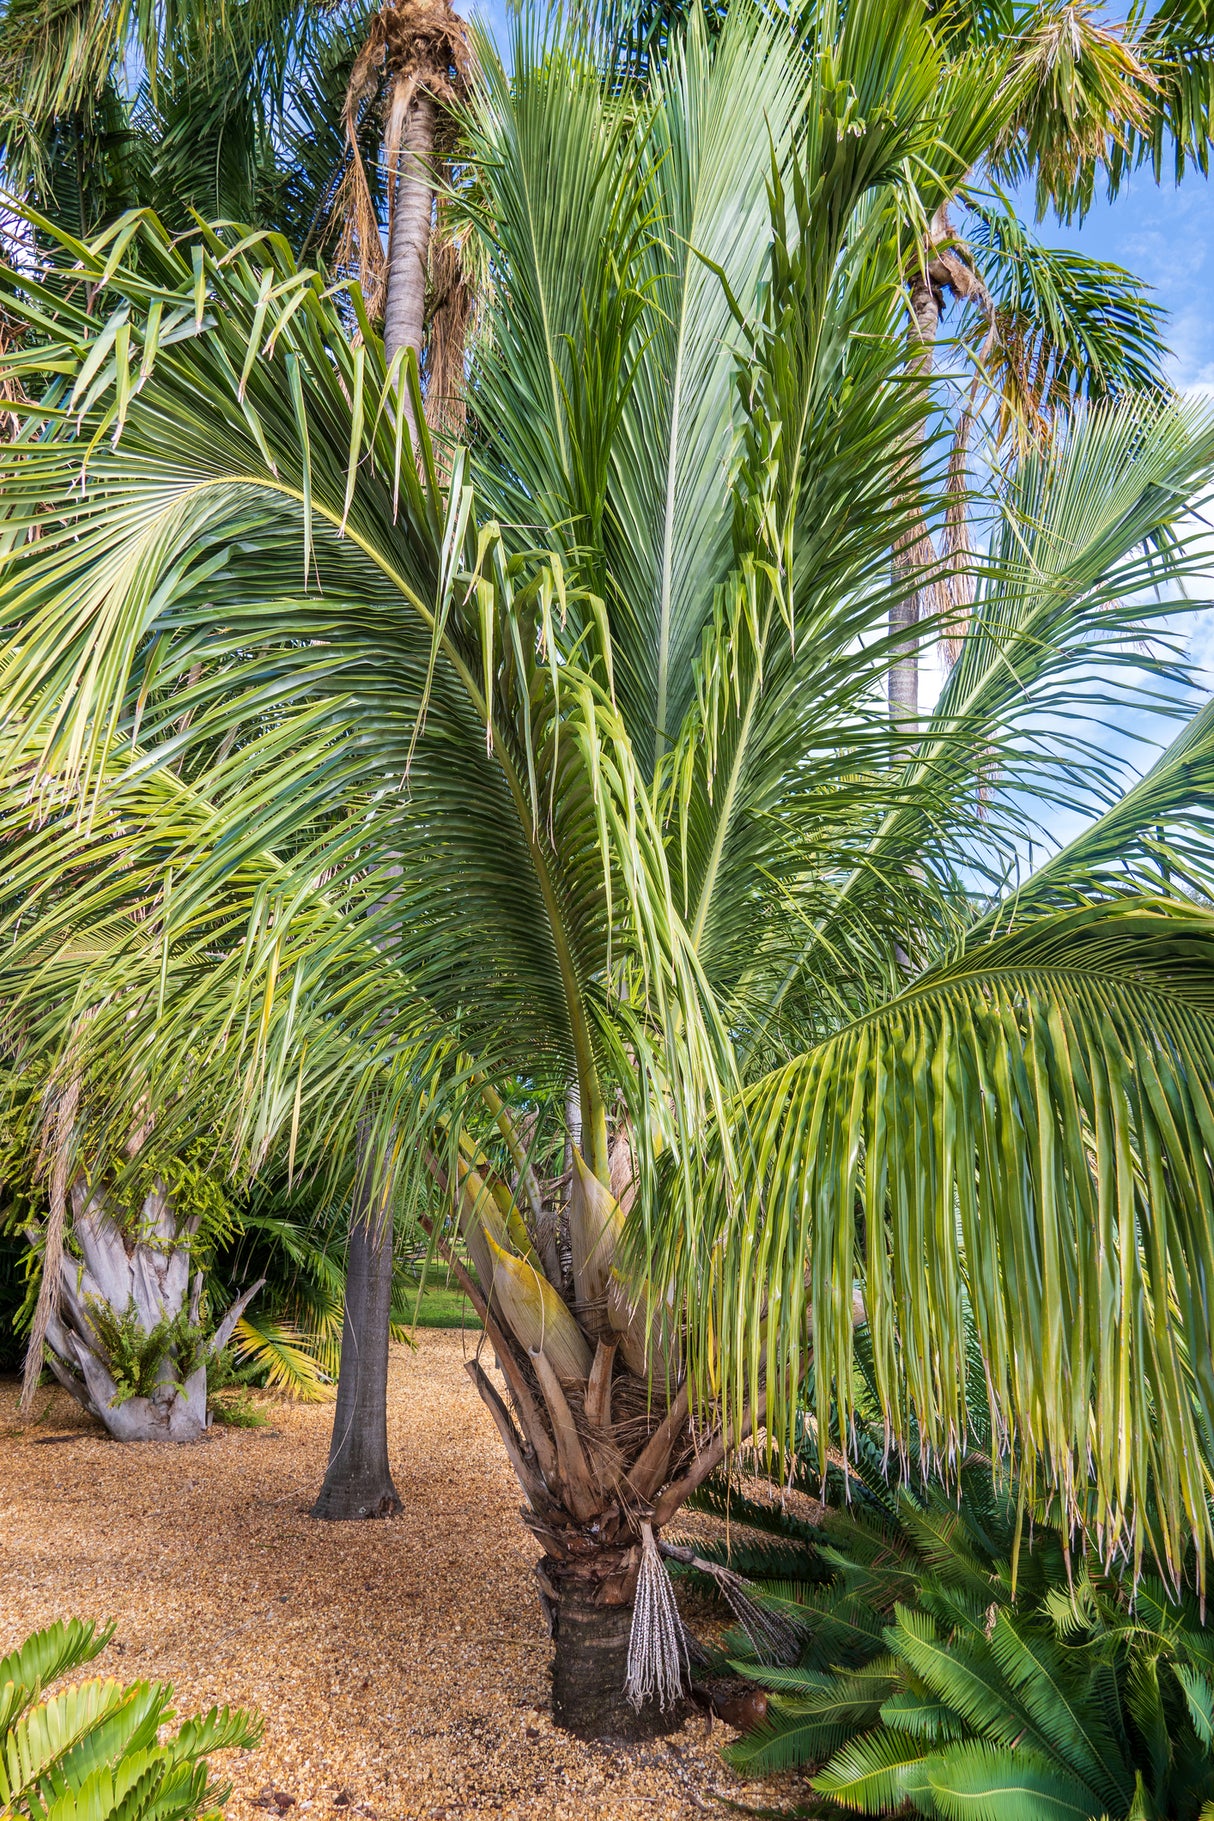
[6,0,1214,1809]
[0,1332,802,1821]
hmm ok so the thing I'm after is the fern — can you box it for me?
[84,1301,207,1405]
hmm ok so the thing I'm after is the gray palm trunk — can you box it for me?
[311,1131,402,1520]
[311,90,437,1518]
[889,266,942,722]
[383,93,438,402]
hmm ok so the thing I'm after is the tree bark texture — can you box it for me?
[383,90,438,452]
[540,1558,686,1740]
[311,1139,401,1520]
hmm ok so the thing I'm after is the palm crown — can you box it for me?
[4,0,1214,1723]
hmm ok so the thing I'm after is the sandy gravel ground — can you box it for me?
[0,1330,803,1820]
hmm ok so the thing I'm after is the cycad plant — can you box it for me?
[711,1370,1214,1820]
[4,0,1214,1736]
[0,1618,260,1821]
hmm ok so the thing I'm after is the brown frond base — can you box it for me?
[545,1561,688,1740]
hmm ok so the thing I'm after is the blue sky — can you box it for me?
[1043,169,1214,395]
[979,171,1214,842]
[1027,169,1214,678]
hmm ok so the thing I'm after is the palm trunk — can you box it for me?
[425,1123,760,1737]
[889,267,941,722]
[941,402,976,664]
[543,1560,680,1740]
[311,1134,401,1520]
[383,90,437,446]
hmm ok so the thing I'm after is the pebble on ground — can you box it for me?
[0,1330,810,1820]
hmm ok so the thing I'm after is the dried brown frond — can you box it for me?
[894,210,991,658]
[940,411,976,667]
[333,0,471,318]
[424,210,472,444]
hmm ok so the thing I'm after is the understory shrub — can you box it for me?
[697,1356,1214,1820]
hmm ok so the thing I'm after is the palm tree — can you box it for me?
[0,1042,361,1428]
[0,0,360,237]
[335,0,468,365]
[4,0,1214,1735]
[881,0,1214,715]
[0,0,472,400]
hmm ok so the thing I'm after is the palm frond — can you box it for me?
[965,191,1171,445]
[665,897,1214,1576]
[230,1311,335,1399]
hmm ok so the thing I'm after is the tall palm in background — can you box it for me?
[0,0,469,366]
[335,0,468,377]
[882,0,1214,714]
[5,0,1214,1736]
[0,0,363,241]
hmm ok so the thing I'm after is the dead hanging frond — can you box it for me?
[940,321,997,666]
[940,413,974,666]
[333,22,393,308]
[661,1541,804,1666]
[424,193,473,443]
[333,0,471,318]
[894,210,992,645]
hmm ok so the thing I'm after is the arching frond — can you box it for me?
[662,899,1214,1577]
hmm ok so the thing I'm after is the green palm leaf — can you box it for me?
[922,1739,1101,1821]
[0,1624,260,1821]
[812,1724,936,1811]
[669,897,1214,1571]
[229,1313,335,1401]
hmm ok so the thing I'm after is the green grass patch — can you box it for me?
[401,1281,483,1330]
[208,1389,270,1427]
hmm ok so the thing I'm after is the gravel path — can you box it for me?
[0,1330,801,1820]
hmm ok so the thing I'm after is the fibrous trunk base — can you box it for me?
[547,1564,686,1740]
